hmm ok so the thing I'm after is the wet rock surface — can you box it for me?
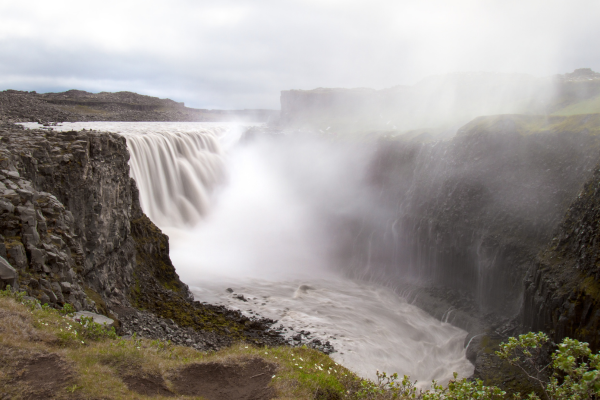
[331,114,600,390]
[362,115,600,316]
[520,163,600,351]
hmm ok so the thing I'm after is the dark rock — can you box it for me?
[7,242,27,269]
[43,289,57,303]
[234,294,248,302]
[60,281,72,293]
[520,163,600,351]
[28,278,39,289]
[29,248,46,270]
[0,256,16,287]
[39,278,51,290]
[38,292,50,305]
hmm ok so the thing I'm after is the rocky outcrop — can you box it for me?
[0,121,140,312]
[0,90,278,123]
[520,164,600,350]
[0,121,285,348]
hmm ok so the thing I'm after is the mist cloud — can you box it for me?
[1,0,599,109]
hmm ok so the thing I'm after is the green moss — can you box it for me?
[579,276,600,303]
[84,286,118,323]
[553,95,600,116]
[130,214,181,292]
[458,114,600,137]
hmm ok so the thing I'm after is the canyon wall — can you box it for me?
[0,122,190,312]
[521,164,600,350]
[344,115,600,324]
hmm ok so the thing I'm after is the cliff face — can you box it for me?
[346,115,600,321]
[521,165,600,350]
[0,121,176,312]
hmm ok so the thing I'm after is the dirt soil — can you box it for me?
[121,372,175,397]
[10,353,73,400]
[170,357,277,400]
[2,351,277,400]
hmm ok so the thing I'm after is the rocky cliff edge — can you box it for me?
[0,121,285,350]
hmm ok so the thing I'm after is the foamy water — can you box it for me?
[22,121,474,386]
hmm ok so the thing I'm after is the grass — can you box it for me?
[457,113,600,137]
[552,94,600,116]
[0,293,361,399]
[56,105,109,115]
[3,288,560,399]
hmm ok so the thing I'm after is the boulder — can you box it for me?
[43,289,57,303]
[60,281,72,293]
[51,282,65,303]
[29,248,46,270]
[0,256,16,288]
[39,278,51,290]
[7,243,27,269]
[38,292,50,305]
[73,311,114,327]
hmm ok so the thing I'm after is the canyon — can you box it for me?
[2,70,600,392]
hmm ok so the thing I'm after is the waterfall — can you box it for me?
[29,121,475,387]
[124,128,225,227]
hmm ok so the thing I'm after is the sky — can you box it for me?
[0,0,599,109]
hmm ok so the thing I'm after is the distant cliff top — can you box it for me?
[558,68,600,82]
[280,69,600,133]
[0,89,278,123]
[40,89,185,107]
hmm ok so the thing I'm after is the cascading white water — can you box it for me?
[25,121,474,386]
[41,121,232,227]
[126,127,226,227]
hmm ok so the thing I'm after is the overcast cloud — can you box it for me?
[0,0,599,109]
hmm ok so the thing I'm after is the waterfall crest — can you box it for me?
[125,128,225,227]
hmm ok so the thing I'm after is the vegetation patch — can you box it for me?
[552,95,600,116]
[458,114,600,137]
[2,288,600,399]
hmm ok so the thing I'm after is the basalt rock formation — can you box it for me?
[521,164,600,351]
[0,121,284,349]
[353,114,600,328]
